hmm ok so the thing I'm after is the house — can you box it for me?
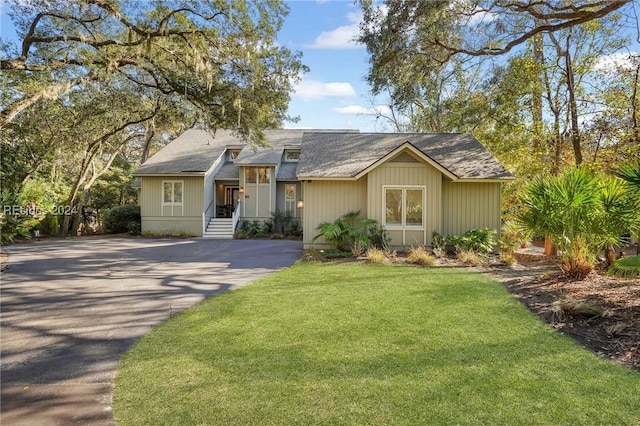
[133,128,513,248]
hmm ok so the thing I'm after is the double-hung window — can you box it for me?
[162,180,183,216]
[163,181,183,205]
[383,186,424,228]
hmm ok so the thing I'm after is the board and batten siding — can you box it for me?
[303,179,368,247]
[441,180,501,237]
[139,176,204,236]
[367,160,442,246]
[275,182,303,219]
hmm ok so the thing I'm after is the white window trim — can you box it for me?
[382,185,426,230]
[284,150,300,162]
[162,180,184,206]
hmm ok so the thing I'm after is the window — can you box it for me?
[285,150,300,162]
[245,167,270,184]
[228,150,240,160]
[383,186,424,228]
[163,181,183,205]
[285,184,296,201]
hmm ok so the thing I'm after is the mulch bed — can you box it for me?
[486,252,640,372]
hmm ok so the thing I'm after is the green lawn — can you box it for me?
[114,263,640,425]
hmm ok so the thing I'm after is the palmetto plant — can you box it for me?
[594,177,640,265]
[614,161,640,191]
[517,168,640,277]
[517,168,600,278]
[313,211,376,252]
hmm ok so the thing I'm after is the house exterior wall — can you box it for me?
[139,175,204,236]
[367,161,442,247]
[239,166,275,222]
[275,181,303,219]
[441,180,502,237]
[303,179,368,248]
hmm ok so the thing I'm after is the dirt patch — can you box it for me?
[484,252,640,372]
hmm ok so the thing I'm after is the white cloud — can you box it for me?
[293,79,356,100]
[333,105,391,116]
[467,8,496,26]
[306,11,363,49]
[594,52,640,73]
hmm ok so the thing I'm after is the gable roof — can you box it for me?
[297,133,512,180]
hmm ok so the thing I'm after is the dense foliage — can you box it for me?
[1,0,306,238]
[516,168,640,278]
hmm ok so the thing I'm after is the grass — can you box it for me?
[114,264,640,425]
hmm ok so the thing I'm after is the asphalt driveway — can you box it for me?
[0,237,302,425]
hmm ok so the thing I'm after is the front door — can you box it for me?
[225,186,240,210]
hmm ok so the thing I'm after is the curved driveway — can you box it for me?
[1,237,302,425]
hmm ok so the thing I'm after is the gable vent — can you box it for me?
[390,152,419,163]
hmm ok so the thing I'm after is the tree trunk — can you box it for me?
[563,35,582,166]
[532,32,544,151]
[140,121,155,164]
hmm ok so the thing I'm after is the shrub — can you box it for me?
[431,231,447,255]
[351,236,370,257]
[500,220,531,253]
[270,232,284,240]
[128,221,141,236]
[456,249,486,266]
[607,255,640,278]
[38,213,60,236]
[368,224,390,250]
[104,205,140,234]
[500,251,518,267]
[312,211,376,252]
[301,249,323,262]
[407,246,436,266]
[449,228,497,254]
[515,168,640,278]
[1,215,39,244]
[365,247,388,264]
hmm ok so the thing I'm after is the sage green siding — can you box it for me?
[239,166,275,221]
[139,176,204,236]
[303,179,368,247]
[442,180,501,237]
[367,160,441,246]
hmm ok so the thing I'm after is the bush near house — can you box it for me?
[103,205,141,234]
[313,210,388,254]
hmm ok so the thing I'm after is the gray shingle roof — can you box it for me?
[277,162,298,180]
[135,128,359,175]
[297,133,512,180]
[214,162,239,179]
[133,129,240,175]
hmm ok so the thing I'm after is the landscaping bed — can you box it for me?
[488,252,640,372]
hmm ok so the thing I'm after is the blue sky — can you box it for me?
[279,1,386,131]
